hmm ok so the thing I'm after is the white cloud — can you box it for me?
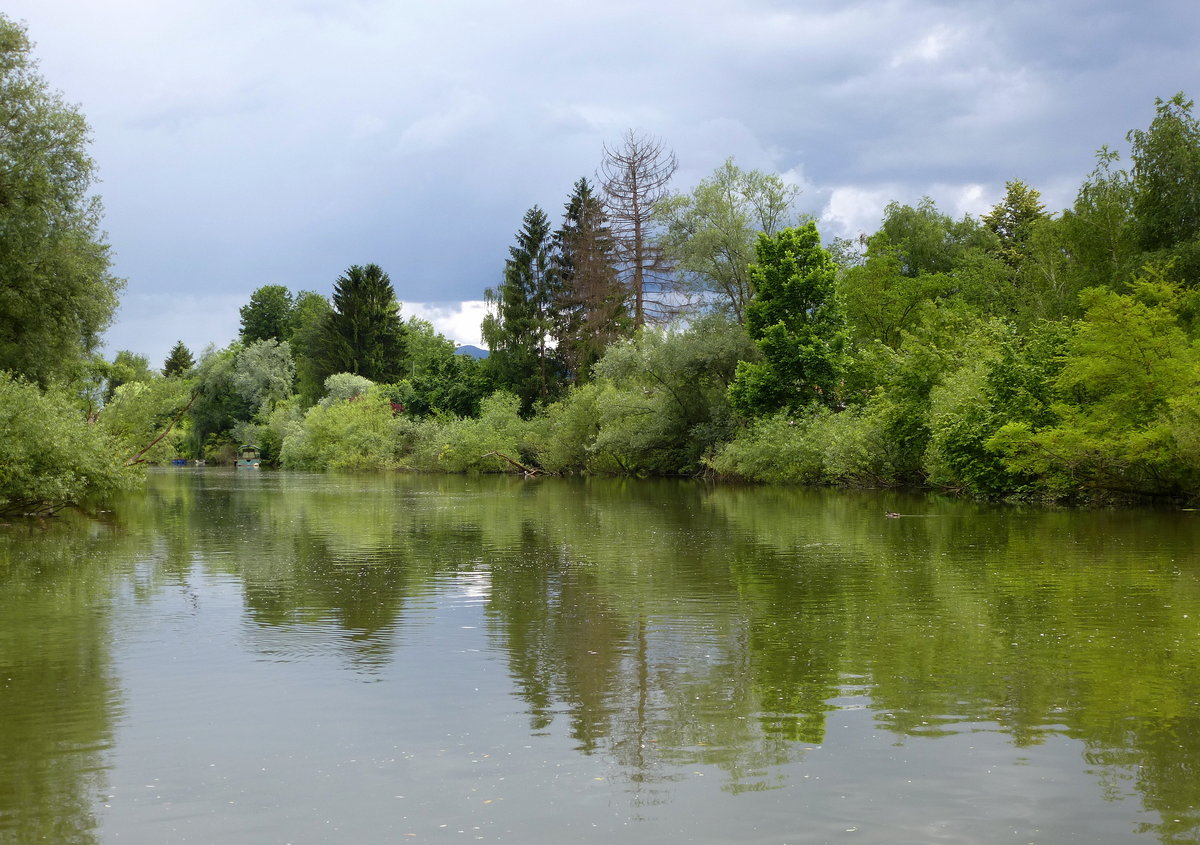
[821,185,899,239]
[401,301,489,349]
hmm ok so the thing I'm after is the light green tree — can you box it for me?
[658,158,800,322]
[102,350,155,404]
[0,374,134,515]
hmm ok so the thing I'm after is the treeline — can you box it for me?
[5,8,1200,513]
[121,93,1200,505]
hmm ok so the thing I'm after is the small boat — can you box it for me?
[236,444,262,469]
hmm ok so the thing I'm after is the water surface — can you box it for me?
[2,470,1198,843]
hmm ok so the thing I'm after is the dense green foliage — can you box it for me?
[162,340,195,377]
[318,264,408,384]
[0,16,123,387]
[0,374,135,515]
[105,93,1200,504]
[5,21,1200,508]
[0,17,140,514]
[239,284,295,343]
[728,224,847,416]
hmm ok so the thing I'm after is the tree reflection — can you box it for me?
[0,517,140,844]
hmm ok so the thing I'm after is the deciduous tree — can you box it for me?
[1128,92,1200,253]
[288,291,332,405]
[0,16,123,385]
[658,158,800,322]
[729,224,848,416]
[239,284,294,343]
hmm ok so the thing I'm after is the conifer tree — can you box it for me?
[482,206,561,412]
[983,180,1048,267]
[317,264,407,384]
[162,341,195,377]
[553,178,628,382]
[599,130,678,327]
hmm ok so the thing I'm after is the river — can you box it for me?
[1,469,1198,843]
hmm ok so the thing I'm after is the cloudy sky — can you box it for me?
[6,0,1198,365]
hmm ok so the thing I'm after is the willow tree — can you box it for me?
[598,130,678,328]
[658,158,800,323]
[0,15,123,385]
[1128,92,1200,253]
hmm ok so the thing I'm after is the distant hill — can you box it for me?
[455,345,488,359]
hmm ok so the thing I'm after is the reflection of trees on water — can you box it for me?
[100,471,1200,841]
[0,517,148,844]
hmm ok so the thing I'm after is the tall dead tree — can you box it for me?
[598,130,678,328]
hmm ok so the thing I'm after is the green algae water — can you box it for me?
[2,469,1198,844]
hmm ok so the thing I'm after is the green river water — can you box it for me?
[1,469,1198,844]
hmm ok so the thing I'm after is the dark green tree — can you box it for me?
[162,341,195,377]
[0,15,123,386]
[239,284,294,343]
[288,290,332,406]
[482,206,562,412]
[318,264,407,384]
[553,178,628,383]
[728,223,848,416]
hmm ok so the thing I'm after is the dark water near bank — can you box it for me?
[2,469,1198,844]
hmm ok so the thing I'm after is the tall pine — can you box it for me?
[482,206,561,412]
[553,178,628,383]
[318,264,407,385]
[162,340,195,377]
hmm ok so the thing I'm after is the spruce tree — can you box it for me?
[482,206,561,412]
[553,178,628,383]
[317,264,407,384]
[162,341,195,376]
